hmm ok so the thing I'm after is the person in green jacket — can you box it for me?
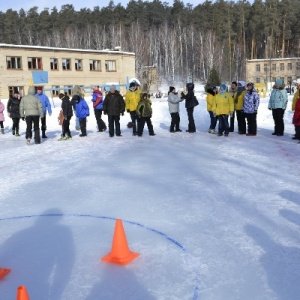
[136,93,155,137]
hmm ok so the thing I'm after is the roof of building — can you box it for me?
[246,57,300,62]
[0,43,135,56]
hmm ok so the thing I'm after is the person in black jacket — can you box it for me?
[7,91,22,136]
[58,93,73,140]
[181,83,196,133]
[103,85,125,137]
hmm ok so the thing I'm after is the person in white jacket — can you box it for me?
[167,86,184,132]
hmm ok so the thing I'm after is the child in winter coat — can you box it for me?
[212,84,234,136]
[7,91,22,136]
[74,95,89,137]
[136,93,155,136]
[243,83,260,136]
[58,93,73,140]
[292,96,300,143]
[0,99,5,134]
[206,86,217,133]
[167,86,183,132]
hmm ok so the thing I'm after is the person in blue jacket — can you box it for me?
[35,87,52,138]
[268,78,288,136]
[91,86,106,132]
[74,95,89,137]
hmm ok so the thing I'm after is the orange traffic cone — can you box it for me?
[101,219,139,265]
[0,267,10,279]
[16,286,30,300]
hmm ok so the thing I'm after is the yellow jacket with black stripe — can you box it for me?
[206,93,215,111]
[125,88,142,111]
[235,89,246,110]
[212,92,234,116]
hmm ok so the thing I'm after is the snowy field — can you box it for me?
[0,91,299,300]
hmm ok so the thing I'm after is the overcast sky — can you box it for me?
[0,0,208,12]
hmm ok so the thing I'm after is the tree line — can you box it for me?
[1,0,300,85]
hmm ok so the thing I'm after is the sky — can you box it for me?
[0,0,205,12]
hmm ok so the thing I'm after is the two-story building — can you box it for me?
[0,43,135,99]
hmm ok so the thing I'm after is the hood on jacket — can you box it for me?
[72,85,82,97]
[219,84,227,93]
[186,83,194,91]
[27,86,36,95]
[207,87,216,95]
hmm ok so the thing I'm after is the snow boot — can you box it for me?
[42,130,47,138]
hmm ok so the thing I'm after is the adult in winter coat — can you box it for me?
[103,85,125,137]
[181,82,196,133]
[268,78,288,136]
[206,86,217,134]
[0,99,5,134]
[243,83,260,136]
[35,87,52,138]
[292,95,300,142]
[168,86,183,132]
[7,90,22,136]
[74,95,89,137]
[19,86,44,144]
[136,92,155,136]
[125,81,142,136]
[235,81,247,134]
[212,84,234,136]
[71,85,82,130]
[229,81,238,132]
[58,93,73,140]
[92,86,106,132]
[291,81,300,139]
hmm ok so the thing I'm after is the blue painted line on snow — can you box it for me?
[0,213,200,299]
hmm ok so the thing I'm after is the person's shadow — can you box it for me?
[0,208,74,299]
[86,264,156,300]
[245,224,300,300]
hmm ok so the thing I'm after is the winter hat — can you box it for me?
[110,84,116,89]
[231,81,238,86]
[58,93,64,99]
[169,86,175,93]
[186,83,194,90]
[247,82,254,88]
[219,84,227,92]
[275,78,283,85]
[36,87,43,91]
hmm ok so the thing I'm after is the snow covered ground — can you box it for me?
[0,91,299,300]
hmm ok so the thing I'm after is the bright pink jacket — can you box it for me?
[0,102,5,122]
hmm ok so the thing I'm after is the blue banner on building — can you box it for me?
[32,71,48,84]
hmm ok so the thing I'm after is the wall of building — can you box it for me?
[0,44,135,99]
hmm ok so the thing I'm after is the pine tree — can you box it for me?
[205,68,221,91]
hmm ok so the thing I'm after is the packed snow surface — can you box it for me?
[0,92,299,300]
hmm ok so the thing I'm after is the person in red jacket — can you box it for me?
[292,96,300,143]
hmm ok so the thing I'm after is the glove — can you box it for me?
[49,113,52,116]
[103,111,107,115]
[127,109,130,113]
[22,117,25,121]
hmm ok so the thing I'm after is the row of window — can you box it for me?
[6,56,117,72]
[255,62,300,72]
[254,76,291,84]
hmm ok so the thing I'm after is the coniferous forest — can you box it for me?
[1,0,300,84]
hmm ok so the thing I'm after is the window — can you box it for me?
[89,60,101,71]
[256,64,260,72]
[105,60,116,72]
[264,64,268,72]
[52,85,60,97]
[256,78,261,83]
[288,63,292,70]
[64,85,72,95]
[287,76,292,83]
[272,64,276,71]
[62,58,71,70]
[280,63,284,71]
[75,59,82,71]
[297,62,300,71]
[6,57,22,69]
[50,58,58,70]
[28,57,43,70]
[8,86,24,97]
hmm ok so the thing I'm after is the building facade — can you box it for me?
[246,57,300,86]
[0,43,135,99]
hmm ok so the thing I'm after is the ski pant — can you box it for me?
[108,115,121,136]
[26,115,40,143]
[218,115,229,134]
[138,117,154,135]
[229,110,235,132]
[12,118,20,133]
[41,115,47,133]
[236,110,246,134]
[0,121,3,129]
[272,108,285,135]
[295,125,300,139]
[130,111,139,135]
[245,112,257,135]
[186,108,196,132]
[94,109,106,131]
[170,112,180,132]
[62,117,72,137]
[208,111,217,130]
[79,118,87,136]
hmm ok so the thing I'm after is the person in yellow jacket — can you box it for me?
[125,81,142,135]
[292,82,300,139]
[229,81,238,132]
[212,84,234,136]
[206,86,217,133]
[235,81,247,134]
